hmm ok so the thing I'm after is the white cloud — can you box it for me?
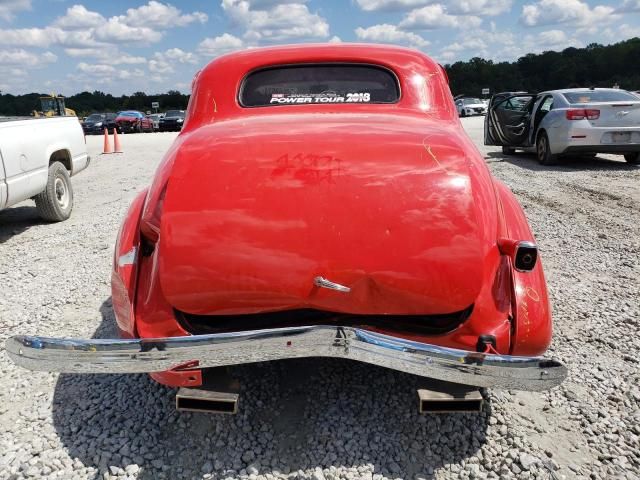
[0,27,55,47]
[0,48,56,66]
[64,48,146,65]
[329,35,342,43]
[355,0,511,15]
[53,5,105,30]
[603,23,640,40]
[221,0,330,42]
[76,62,144,81]
[520,0,618,27]
[197,33,244,57]
[77,62,116,75]
[618,0,640,12]
[148,58,173,74]
[355,24,429,47]
[148,48,198,74]
[399,4,482,29]
[95,18,163,43]
[162,48,198,64]
[438,26,587,64]
[0,0,30,21]
[1,2,207,49]
[356,0,431,10]
[117,1,207,28]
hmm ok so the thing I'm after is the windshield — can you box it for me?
[165,110,184,117]
[464,98,483,104]
[563,90,639,103]
[86,114,105,121]
[119,111,141,118]
[240,64,400,107]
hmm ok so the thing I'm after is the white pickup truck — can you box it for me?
[0,116,90,221]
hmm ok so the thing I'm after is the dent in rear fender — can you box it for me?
[111,189,148,338]
[492,179,552,356]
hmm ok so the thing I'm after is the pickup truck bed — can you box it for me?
[0,116,90,221]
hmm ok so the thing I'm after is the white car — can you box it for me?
[0,116,90,221]
[485,88,640,165]
[146,113,165,130]
[455,97,487,117]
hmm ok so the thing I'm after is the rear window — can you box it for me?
[240,64,400,107]
[563,90,638,103]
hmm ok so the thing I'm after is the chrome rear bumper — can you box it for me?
[5,326,566,391]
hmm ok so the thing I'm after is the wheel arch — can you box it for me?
[47,146,72,172]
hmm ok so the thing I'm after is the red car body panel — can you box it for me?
[111,44,553,387]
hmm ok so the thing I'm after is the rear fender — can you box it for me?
[111,189,148,338]
[493,180,552,356]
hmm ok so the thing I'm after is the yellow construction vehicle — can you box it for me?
[33,94,76,117]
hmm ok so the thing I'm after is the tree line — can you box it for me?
[445,37,640,97]
[0,90,189,117]
[1,37,639,116]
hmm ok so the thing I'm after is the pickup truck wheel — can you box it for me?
[624,153,640,164]
[502,146,516,155]
[34,161,73,222]
[536,131,557,166]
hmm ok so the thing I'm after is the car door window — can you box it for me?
[539,96,553,113]
[500,96,530,111]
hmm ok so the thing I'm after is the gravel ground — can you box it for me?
[0,118,638,480]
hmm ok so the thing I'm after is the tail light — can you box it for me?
[566,109,600,120]
[498,239,538,272]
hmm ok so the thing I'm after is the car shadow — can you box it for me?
[0,206,48,244]
[485,151,638,172]
[52,298,490,479]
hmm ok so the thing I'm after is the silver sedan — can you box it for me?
[485,88,640,165]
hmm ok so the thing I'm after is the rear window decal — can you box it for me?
[269,92,372,104]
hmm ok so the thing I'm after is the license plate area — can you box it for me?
[611,131,632,143]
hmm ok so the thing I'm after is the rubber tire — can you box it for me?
[502,146,516,155]
[624,153,640,164]
[536,131,557,166]
[34,162,73,222]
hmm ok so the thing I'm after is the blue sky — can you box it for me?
[0,0,639,95]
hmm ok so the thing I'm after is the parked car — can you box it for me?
[147,113,165,130]
[485,88,640,164]
[115,110,154,133]
[455,97,487,117]
[82,112,118,135]
[158,110,185,131]
[0,116,90,221]
[6,44,566,411]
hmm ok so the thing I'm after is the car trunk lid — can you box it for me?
[576,101,640,127]
[158,113,487,316]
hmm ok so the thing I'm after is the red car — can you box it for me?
[115,110,154,133]
[8,44,566,411]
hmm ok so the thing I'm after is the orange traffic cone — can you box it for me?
[113,128,122,153]
[102,128,112,154]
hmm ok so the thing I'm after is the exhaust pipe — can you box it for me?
[176,387,239,414]
[417,383,483,414]
[176,369,240,414]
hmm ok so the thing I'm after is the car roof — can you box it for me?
[539,88,625,95]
